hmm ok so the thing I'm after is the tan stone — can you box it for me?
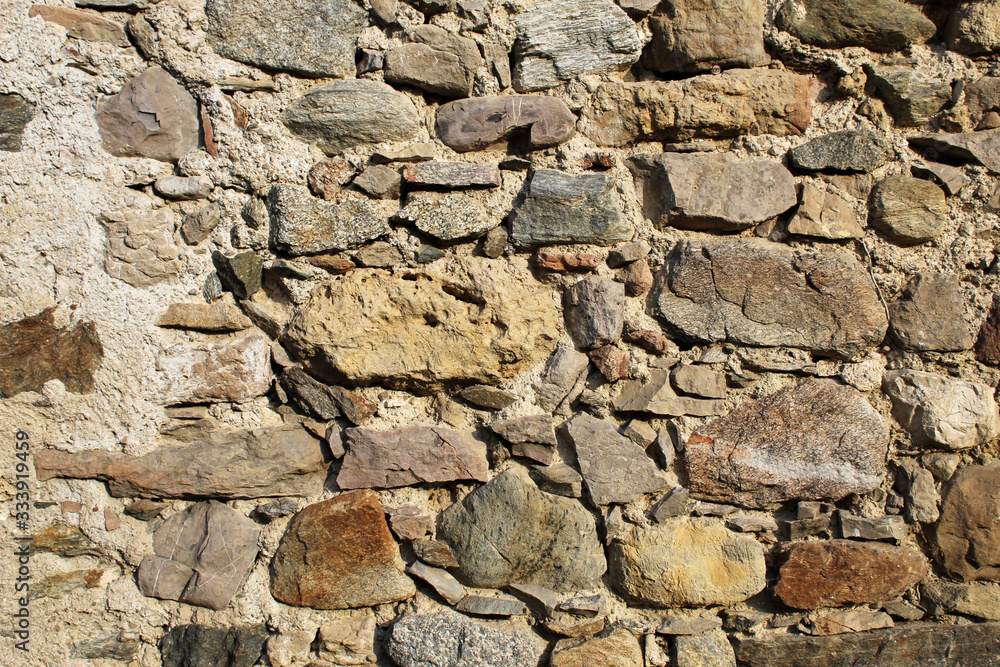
[157,332,272,404]
[551,627,643,667]
[787,183,864,240]
[29,5,130,46]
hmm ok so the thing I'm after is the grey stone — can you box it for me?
[623,420,657,447]
[911,160,969,196]
[268,184,390,256]
[154,176,212,200]
[922,453,960,481]
[865,65,951,127]
[125,499,167,521]
[279,367,341,421]
[353,164,400,199]
[413,539,460,568]
[923,581,1000,621]
[686,379,888,509]
[351,241,404,268]
[212,250,261,299]
[439,468,607,591]
[282,80,421,155]
[607,240,651,268]
[490,415,557,446]
[889,273,973,352]
[530,464,583,497]
[458,385,517,409]
[100,208,183,288]
[160,625,268,667]
[895,458,940,524]
[0,93,34,151]
[386,614,543,667]
[535,347,591,411]
[480,40,511,89]
[657,615,723,635]
[789,516,832,541]
[512,0,642,92]
[947,1,1000,57]
[655,239,888,357]
[652,487,690,521]
[909,129,1000,174]
[338,425,488,489]
[692,502,739,517]
[249,499,297,524]
[726,516,779,533]
[613,370,726,417]
[206,0,366,78]
[508,582,559,615]
[561,412,666,505]
[407,561,467,606]
[881,601,924,622]
[481,224,508,258]
[564,277,624,350]
[95,67,198,163]
[787,183,864,240]
[675,630,736,667]
[436,95,576,152]
[70,634,141,661]
[402,161,501,189]
[456,595,526,617]
[839,511,907,541]
[870,175,948,245]
[510,170,631,247]
[511,442,554,465]
[385,25,481,97]
[671,365,726,399]
[398,191,493,241]
[788,129,892,173]
[643,0,767,73]
[775,0,935,51]
[180,203,222,244]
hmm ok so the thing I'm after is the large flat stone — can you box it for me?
[889,273,973,352]
[387,614,543,667]
[385,25,480,97]
[865,64,951,127]
[160,625,269,667]
[613,370,726,417]
[29,5,130,46]
[935,465,1000,582]
[947,1,1000,57]
[789,129,892,173]
[436,95,576,152]
[564,277,624,350]
[786,183,864,240]
[156,332,271,404]
[909,129,1000,174]
[268,185,390,255]
[0,307,102,397]
[655,239,888,357]
[686,379,888,508]
[775,0,935,51]
[643,0,767,73]
[870,175,948,245]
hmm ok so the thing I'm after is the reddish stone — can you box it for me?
[104,509,120,532]
[583,152,616,170]
[308,157,356,200]
[307,255,356,274]
[975,295,1000,366]
[623,329,672,355]
[935,465,1000,582]
[620,259,653,296]
[589,346,630,382]
[537,252,603,273]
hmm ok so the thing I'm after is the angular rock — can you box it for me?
[658,615,723,635]
[212,250,262,299]
[0,93,35,151]
[95,67,198,162]
[671,365,725,399]
[889,273,972,352]
[338,425,486,489]
[788,129,892,173]
[439,468,606,591]
[947,0,1000,57]
[29,5,129,45]
[386,614,543,667]
[125,499,167,521]
[911,160,969,196]
[923,580,1000,621]
[787,183,864,240]
[398,191,493,241]
[407,561,466,605]
[456,595,526,617]
[613,370,726,417]
[535,346,590,411]
[283,259,558,391]
[607,241,651,268]
[590,345,630,382]
[865,65,951,127]
[180,203,222,244]
[157,332,271,404]
[458,385,517,410]
[402,161,500,189]
[436,95,575,152]
[530,464,583,497]
[655,239,888,357]
[609,518,766,607]
[154,175,212,200]
[726,515,778,533]
[71,634,141,662]
[31,569,105,601]
[537,251,603,273]
[839,512,907,542]
[550,627,643,667]
[883,370,1000,451]
[282,80,421,155]
[686,379,888,509]
[385,25,480,97]
[935,465,1000,582]
[512,0,641,92]
[160,625,268,667]
[316,617,377,664]
[138,501,259,610]
[908,129,1000,174]
[775,540,929,609]
[279,367,347,421]
[775,0,935,51]
[675,630,736,667]
[307,156,355,199]
[268,184,390,256]
[206,0,366,78]
[157,301,252,332]
[510,170,631,247]
[373,142,436,164]
[652,487,690,521]
[413,539,460,568]
[977,294,1000,365]
[490,415,557,446]
[100,209,183,288]
[31,523,102,557]
[643,0,767,74]
[353,164,400,199]
[809,611,894,636]
[564,278,624,350]
[870,175,948,245]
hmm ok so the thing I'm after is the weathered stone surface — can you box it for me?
[35,422,326,498]
[180,203,222,244]
[839,511,907,542]
[403,161,500,189]
[562,413,666,505]
[32,523,102,557]
[947,0,1000,57]
[610,518,766,607]
[29,5,129,46]
[385,25,480,97]
[644,0,766,74]
[789,129,892,173]
[607,241,650,268]
[138,501,259,610]
[809,611,894,636]
[96,67,198,162]
[889,273,973,352]
[658,615,723,635]
[71,634,141,662]
[537,251,603,273]
[353,164,400,199]
[726,515,778,533]
[590,345,630,382]
[935,465,1000,582]
[307,157,355,199]
[686,379,888,509]
[530,464,583,497]
[512,0,641,92]
[0,307,102,398]
[373,143,436,164]
[0,93,35,151]
[439,468,606,591]
[316,616,377,664]
[490,415,557,446]
[413,539,459,568]
[775,0,934,51]
[587,69,810,147]
[883,370,1000,451]
[977,294,1000,365]
[160,625,268,667]
[407,561,466,605]
[271,490,415,609]
[923,580,1000,620]
[157,332,271,404]
[387,614,543,667]
[911,160,969,196]
[281,368,375,424]
[787,183,864,239]
[671,365,725,399]
[655,239,888,357]
[534,347,589,412]
[865,65,951,127]
[283,259,558,391]
[734,623,1000,667]
[564,278,624,350]
[268,185,390,256]
[436,95,575,152]
[653,487,691,521]
[212,250,262,299]
[282,80,421,155]
[100,209,183,287]
[337,425,488,489]
[775,540,928,609]
[157,301,252,332]
[510,170,631,247]
[909,129,1000,174]
[551,627,642,667]
[31,569,105,601]
[870,175,948,245]
[458,385,517,410]
[398,191,493,241]
[675,630,736,667]
[206,0,366,77]
[154,175,212,200]
[455,595,526,617]
[613,370,726,417]
[126,499,167,521]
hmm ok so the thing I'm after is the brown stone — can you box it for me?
[590,346,630,382]
[412,539,459,568]
[935,465,1000,582]
[0,307,102,398]
[156,302,253,333]
[775,540,929,609]
[623,329,674,355]
[29,5,130,45]
[889,273,973,352]
[976,294,1000,365]
[156,332,272,404]
[550,627,643,667]
[307,157,356,200]
[270,490,415,609]
[620,259,653,296]
[536,252,603,272]
[306,255,355,274]
[32,523,102,557]
[436,95,576,152]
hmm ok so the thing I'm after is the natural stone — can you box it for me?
[609,518,767,607]
[439,468,606,591]
[268,185,390,256]
[316,616,377,664]
[675,630,736,667]
[613,370,726,417]
[787,183,864,239]
[538,252,603,273]
[282,80,421,155]
[373,143,436,164]
[407,561,466,605]
[160,625,269,667]
[413,539,460,568]
[911,160,969,196]
[977,294,1000,365]
[385,25,481,97]
[809,611,894,636]
[658,615,723,635]
[281,368,376,424]
[157,301,252,332]
[71,634,141,662]
[100,209,183,288]
[923,580,1000,620]
[590,345,630,382]
[865,65,951,127]
[947,0,1000,57]
[671,365,725,399]
[455,595,526,617]
[512,0,641,92]
[352,164,400,199]
[0,93,35,151]
[530,464,583,497]
[935,465,1000,582]
[643,0,767,73]
[180,203,222,244]
[398,191,493,241]
[212,250,262,299]
[839,511,907,542]
[386,614,543,667]
[154,175,212,200]
[889,273,972,352]
[550,627,643,667]
[157,332,271,404]
[338,425,488,489]
[31,569,105,601]
[788,129,892,173]
[775,540,928,609]
[490,415,557,448]
[458,385,517,409]
[95,67,198,162]
[564,278,624,350]
[32,523,102,557]
[138,501,259,610]
[403,161,500,189]
[686,379,888,508]
[351,241,404,268]
[125,499,167,521]
[652,487,691,521]
[655,239,888,357]
[870,175,948,245]
[534,346,590,411]
[775,0,935,51]
[28,5,129,46]
[607,241,650,268]
[908,129,1000,174]
[436,95,576,152]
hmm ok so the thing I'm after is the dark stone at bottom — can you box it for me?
[160,625,269,667]
[733,623,1000,667]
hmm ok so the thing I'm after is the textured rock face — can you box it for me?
[948,0,1000,57]
[685,379,888,508]
[398,192,493,242]
[0,92,34,151]
[282,80,421,155]
[438,469,607,591]
[564,278,625,350]
[865,65,952,127]
[977,295,1000,365]
[29,6,130,46]
[156,332,272,404]
[889,273,973,352]
[512,0,642,91]
[551,628,643,667]
[883,370,1000,451]
[268,185,391,255]
[655,239,888,357]
[283,259,559,391]
[774,540,929,609]
[100,209,183,287]
[160,625,269,667]
[386,614,543,667]
[95,67,199,162]
[206,0,366,77]
[0,307,102,397]
[788,129,892,172]
[775,0,935,51]
[643,0,767,73]
[908,129,1000,174]
[270,490,415,609]
[870,176,948,245]
[935,465,1000,582]
[787,183,864,239]
[157,301,253,332]
[609,518,767,607]
[385,25,480,97]
[436,96,576,152]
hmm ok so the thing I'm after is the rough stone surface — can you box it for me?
[535,346,590,411]
[157,301,252,332]
[0,92,35,151]
[870,176,948,245]
[613,369,726,417]
[839,512,907,542]
[438,468,607,591]
[530,464,583,497]
[490,415,557,446]
[455,595,526,617]
[160,625,269,667]
[154,175,212,200]
[550,627,643,667]
[385,25,481,97]
[923,580,1000,620]
[403,161,500,189]
[609,518,767,607]
[788,129,892,173]
[156,332,272,404]
[865,65,951,127]
[686,379,888,508]
[564,277,624,350]
[436,95,576,152]
[655,239,888,357]
[775,0,935,51]
[935,465,1000,582]
[889,273,973,351]
[908,129,1000,174]
[978,295,1000,365]
[213,250,262,299]
[809,611,894,636]
[458,385,517,410]
[100,209,183,288]
[775,540,929,609]
[398,191,493,242]
[386,614,543,667]
[268,185,390,256]
[180,203,222,244]
[353,164,400,199]
[643,0,767,74]
[407,561,466,605]
[675,630,737,667]
[29,5,129,46]
[948,0,1000,57]
[787,183,864,240]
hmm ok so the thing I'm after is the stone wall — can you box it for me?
[2,0,1000,665]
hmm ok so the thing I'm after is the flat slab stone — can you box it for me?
[935,465,1000,582]
[156,332,272,404]
[455,595,526,617]
[686,379,888,509]
[909,129,1000,174]
[268,185,390,255]
[775,0,935,51]
[870,175,947,245]
[157,302,252,332]
[787,183,864,240]
[643,0,767,73]
[0,307,102,397]
[490,415,558,446]
[436,95,576,152]
[655,239,888,357]
[550,627,643,667]
[789,129,892,173]
[407,561,466,605]
[385,24,480,97]
[402,161,500,188]
[889,273,973,351]
[923,580,1000,620]
[865,64,951,127]
[613,370,726,417]
[387,614,543,667]
[29,5,129,46]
